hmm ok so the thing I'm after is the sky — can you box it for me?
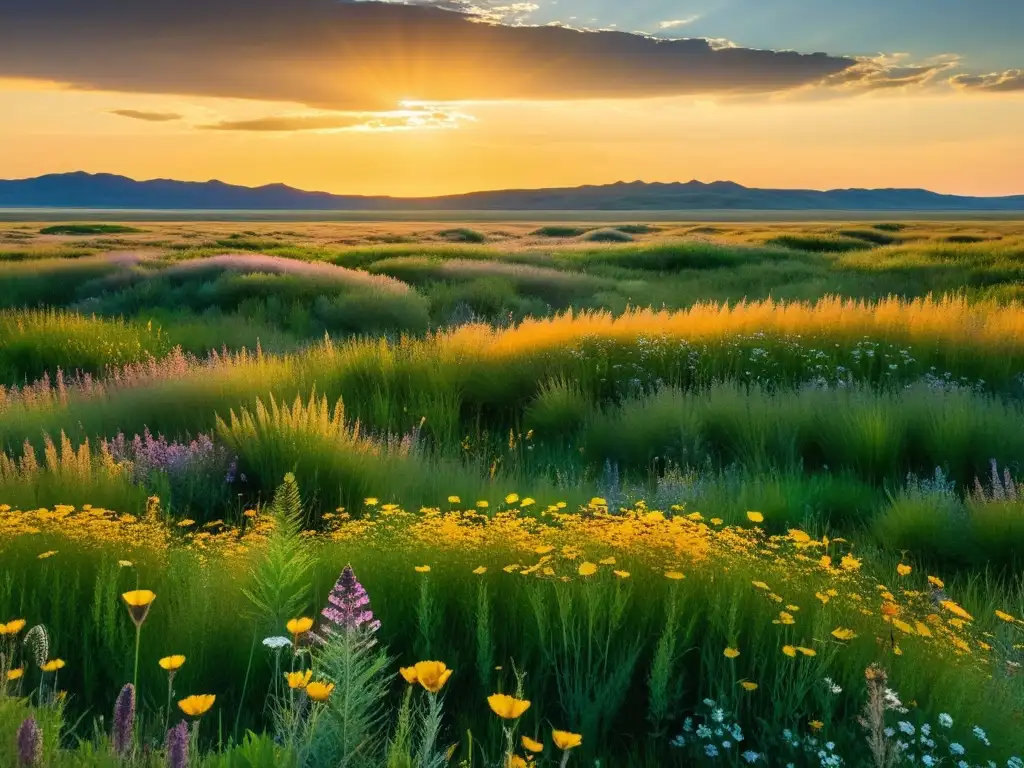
[0,0,1022,197]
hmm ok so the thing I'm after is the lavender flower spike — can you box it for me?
[112,683,136,756]
[165,721,189,768]
[319,564,381,637]
[16,716,42,767]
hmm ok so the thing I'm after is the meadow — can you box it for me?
[1,218,1023,767]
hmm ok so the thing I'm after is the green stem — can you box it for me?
[132,625,141,695]
[559,750,571,768]
[164,674,173,735]
[234,623,259,742]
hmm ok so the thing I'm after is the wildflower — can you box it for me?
[287,617,314,639]
[938,713,953,728]
[306,682,335,702]
[898,721,915,736]
[159,655,186,672]
[177,694,215,717]
[972,726,990,746]
[940,601,974,621]
[928,575,945,589]
[577,562,598,577]
[782,646,797,657]
[399,667,418,684]
[1,619,26,635]
[447,496,460,504]
[262,636,291,650]
[820,555,832,568]
[16,717,41,767]
[118,560,134,568]
[711,518,724,525]
[285,670,312,689]
[665,571,686,580]
[364,498,379,506]
[176,519,195,527]
[8,668,25,681]
[415,565,431,573]
[413,661,452,693]
[37,551,57,559]
[613,570,631,579]
[723,648,740,659]
[740,681,758,691]
[112,683,136,757]
[488,694,531,719]
[599,556,616,565]
[752,581,769,590]
[319,565,381,636]
[831,628,857,641]
[742,751,760,763]
[589,497,607,507]
[505,494,520,505]
[995,610,1016,622]
[508,756,527,768]
[165,721,189,768]
[705,744,719,758]
[796,646,816,657]
[746,511,764,523]
[841,554,862,571]
[473,566,487,575]
[476,501,489,509]
[815,592,831,605]
[521,736,543,753]
[809,721,824,730]
[552,730,582,750]
[881,602,900,618]
[774,612,795,625]
[949,742,965,755]
[122,590,156,627]
[41,659,65,673]
[897,564,912,576]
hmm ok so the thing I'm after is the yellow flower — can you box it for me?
[520,498,536,507]
[399,667,418,684]
[881,602,900,618]
[415,565,431,573]
[897,564,912,577]
[243,509,257,518]
[552,730,582,751]
[723,647,740,659]
[1,619,26,635]
[774,612,796,625]
[38,550,58,559]
[285,670,312,689]
[118,560,134,568]
[819,555,832,569]
[176,519,195,527]
[892,619,915,634]
[286,617,314,636]
[914,621,933,637]
[664,571,686,580]
[840,554,862,571]
[488,694,531,719]
[306,682,335,702]
[41,659,65,672]
[815,592,830,605]
[782,645,797,658]
[940,601,974,621]
[122,589,156,627]
[505,494,520,505]
[831,628,857,641]
[751,581,769,590]
[613,570,631,579]
[577,562,598,577]
[995,610,1016,623]
[364,498,379,506]
[476,501,490,509]
[7,668,24,681]
[809,720,824,731]
[447,496,461,504]
[796,646,816,657]
[556,501,567,509]
[381,504,399,512]
[746,511,764,523]
[710,518,723,526]
[927,575,944,589]
[599,556,616,565]
[740,681,758,691]
[521,736,544,753]
[507,757,527,768]
[178,694,216,716]
[534,545,554,554]
[159,655,186,672]
[473,566,488,575]
[589,497,607,507]
[413,661,452,693]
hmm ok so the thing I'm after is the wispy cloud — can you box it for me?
[199,107,472,132]
[658,16,701,30]
[110,109,183,122]
[949,69,1024,92]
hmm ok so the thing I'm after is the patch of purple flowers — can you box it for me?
[112,683,135,756]
[16,716,41,767]
[319,565,381,638]
[104,428,233,485]
[165,721,189,768]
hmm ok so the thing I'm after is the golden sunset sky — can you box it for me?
[1,0,1022,197]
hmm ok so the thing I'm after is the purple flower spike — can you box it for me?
[319,564,381,638]
[165,721,189,768]
[112,683,136,756]
[16,716,42,767]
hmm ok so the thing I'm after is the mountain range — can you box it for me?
[2,172,1023,211]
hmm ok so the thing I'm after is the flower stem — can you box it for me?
[132,624,141,695]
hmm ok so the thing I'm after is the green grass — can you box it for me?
[39,224,144,235]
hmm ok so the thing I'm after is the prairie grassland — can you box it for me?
[1,219,1024,766]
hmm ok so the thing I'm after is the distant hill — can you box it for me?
[2,172,1023,211]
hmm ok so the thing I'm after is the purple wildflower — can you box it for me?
[112,683,136,756]
[319,565,381,638]
[165,721,189,768]
[16,716,41,767]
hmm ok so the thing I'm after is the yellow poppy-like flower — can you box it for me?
[521,736,544,753]
[505,494,520,505]
[819,555,832,569]
[809,720,824,731]
[415,565,431,573]
[751,580,769,590]
[927,575,944,589]
[159,655,186,672]
[896,564,912,576]
[41,659,65,672]
[556,501,567,509]
[448,496,461,504]
[38,551,58,559]
[476,501,489,509]
[473,566,487,575]
[381,504,399,512]
[1,619,26,635]
[399,666,418,684]
[940,601,974,621]
[796,646,816,657]
[740,681,758,691]
[995,610,1016,623]
[507,757,527,768]
[488,694,531,719]
[914,621,933,637]
[710,518,724,526]
[178,694,216,716]
[782,645,797,658]
[305,682,335,702]
[122,590,157,627]
[7,668,24,681]
[552,730,582,750]
[520,498,535,507]
[285,670,312,689]
[840,554,861,571]
[774,612,796,625]
[577,562,598,577]
[176,519,195,527]
[364,498,379,506]
[613,570,631,579]
[831,628,856,641]
[723,648,740,659]
[746,511,764,523]
[664,571,685,580]
[413,661,452,693]
[881,602,900,618]
[599,556,616,565]
[589,497,607,507]
[286,617,314,636]
[815,592,830,605]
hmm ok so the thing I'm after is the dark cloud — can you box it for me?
[110,109,183,122]
[0,0,855,109]
[949,69,1024,92]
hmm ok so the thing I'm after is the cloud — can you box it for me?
[110,109,183,122]
[200,108,471,131]
[0,0,855,110]
[658,17,701,30]
[949,69,1024,92]
[368,0,539,24]
[820,54,959,92]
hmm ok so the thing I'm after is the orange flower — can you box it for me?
[488,694,531,719]
[552,730,582,750]
[413,661,452,693]
[306,682,335,702]
[178,694,215,716]
[122,590,156,627]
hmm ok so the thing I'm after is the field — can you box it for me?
[1,218,1024,767]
